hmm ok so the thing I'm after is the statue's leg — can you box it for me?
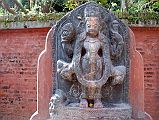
[79,86,88,108]
[94,87,103,108]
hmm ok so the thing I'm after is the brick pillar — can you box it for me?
[30,27,54,120]
[129,28,152,120]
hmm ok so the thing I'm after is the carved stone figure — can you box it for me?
[49,2,132,120]
[74,6,111,108]
[110,20,124,59]
[60,23,76,60]
[49,89,66,115]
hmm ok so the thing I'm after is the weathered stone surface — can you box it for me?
[51,1,129,109]
[49,1,131,120]
[51,104,132,120]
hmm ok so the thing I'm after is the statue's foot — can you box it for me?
[94,99,103,108]
[79,99,88,108]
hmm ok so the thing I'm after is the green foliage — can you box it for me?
[96,0,108,8]
[64,0,119,11]
[64,0,108,11]
[128,0,159,14]
[0,0,159,24]
[128,0,148,14]
[39,0,68,12]
[49,0,67,7]
[40,0,54,13]
[152,2,159,12]
[64,0,82,11]
[19,0,30,9]
[126,0,159,22]
[0,8,5,16]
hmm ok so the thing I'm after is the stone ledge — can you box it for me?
[0,20,159,30]
[0,20,56,29]
[50,103,132,120]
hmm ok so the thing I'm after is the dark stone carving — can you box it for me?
[60,23,76,60]
[110,20,124,60]
[49,1,131,119]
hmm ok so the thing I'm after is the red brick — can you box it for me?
[0,28,49,120]
[131,27,159,120]
[0,27,159,120]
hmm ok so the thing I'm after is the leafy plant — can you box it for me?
[152,2,159,12]
[0,0,159,24]
[96,0,109,8]
[64,0,87,11]
[0,7,5,16]
[128,0,148,14]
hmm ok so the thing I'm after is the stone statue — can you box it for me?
[110,20,124,60]
[74,5,111,108]
[49,2,132,120]
[60,23,76,60]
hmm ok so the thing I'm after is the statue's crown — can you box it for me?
[84,4,101,18]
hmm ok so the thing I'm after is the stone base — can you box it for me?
[50,103,132,120]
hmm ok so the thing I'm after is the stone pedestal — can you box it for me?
[50,104,132,120]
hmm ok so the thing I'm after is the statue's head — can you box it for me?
[85,17,100,36]
[84,5,101,36]
[112,20,119,32]
[61,23,75,42]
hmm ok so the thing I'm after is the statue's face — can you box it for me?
[61,23,75,42]
[86,17,100,36]
[61,29,72,42]
[112,23,118,31]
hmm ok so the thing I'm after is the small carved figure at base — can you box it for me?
[49,89,66,115]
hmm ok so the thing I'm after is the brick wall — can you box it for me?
[0,27,158,120]
[131,27,159,120]
[0,28,48,120]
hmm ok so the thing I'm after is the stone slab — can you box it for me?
[50,104,132,120]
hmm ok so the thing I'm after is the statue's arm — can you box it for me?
[72,33,85,78]
[99,34,112,84]
[57,33,85,81]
